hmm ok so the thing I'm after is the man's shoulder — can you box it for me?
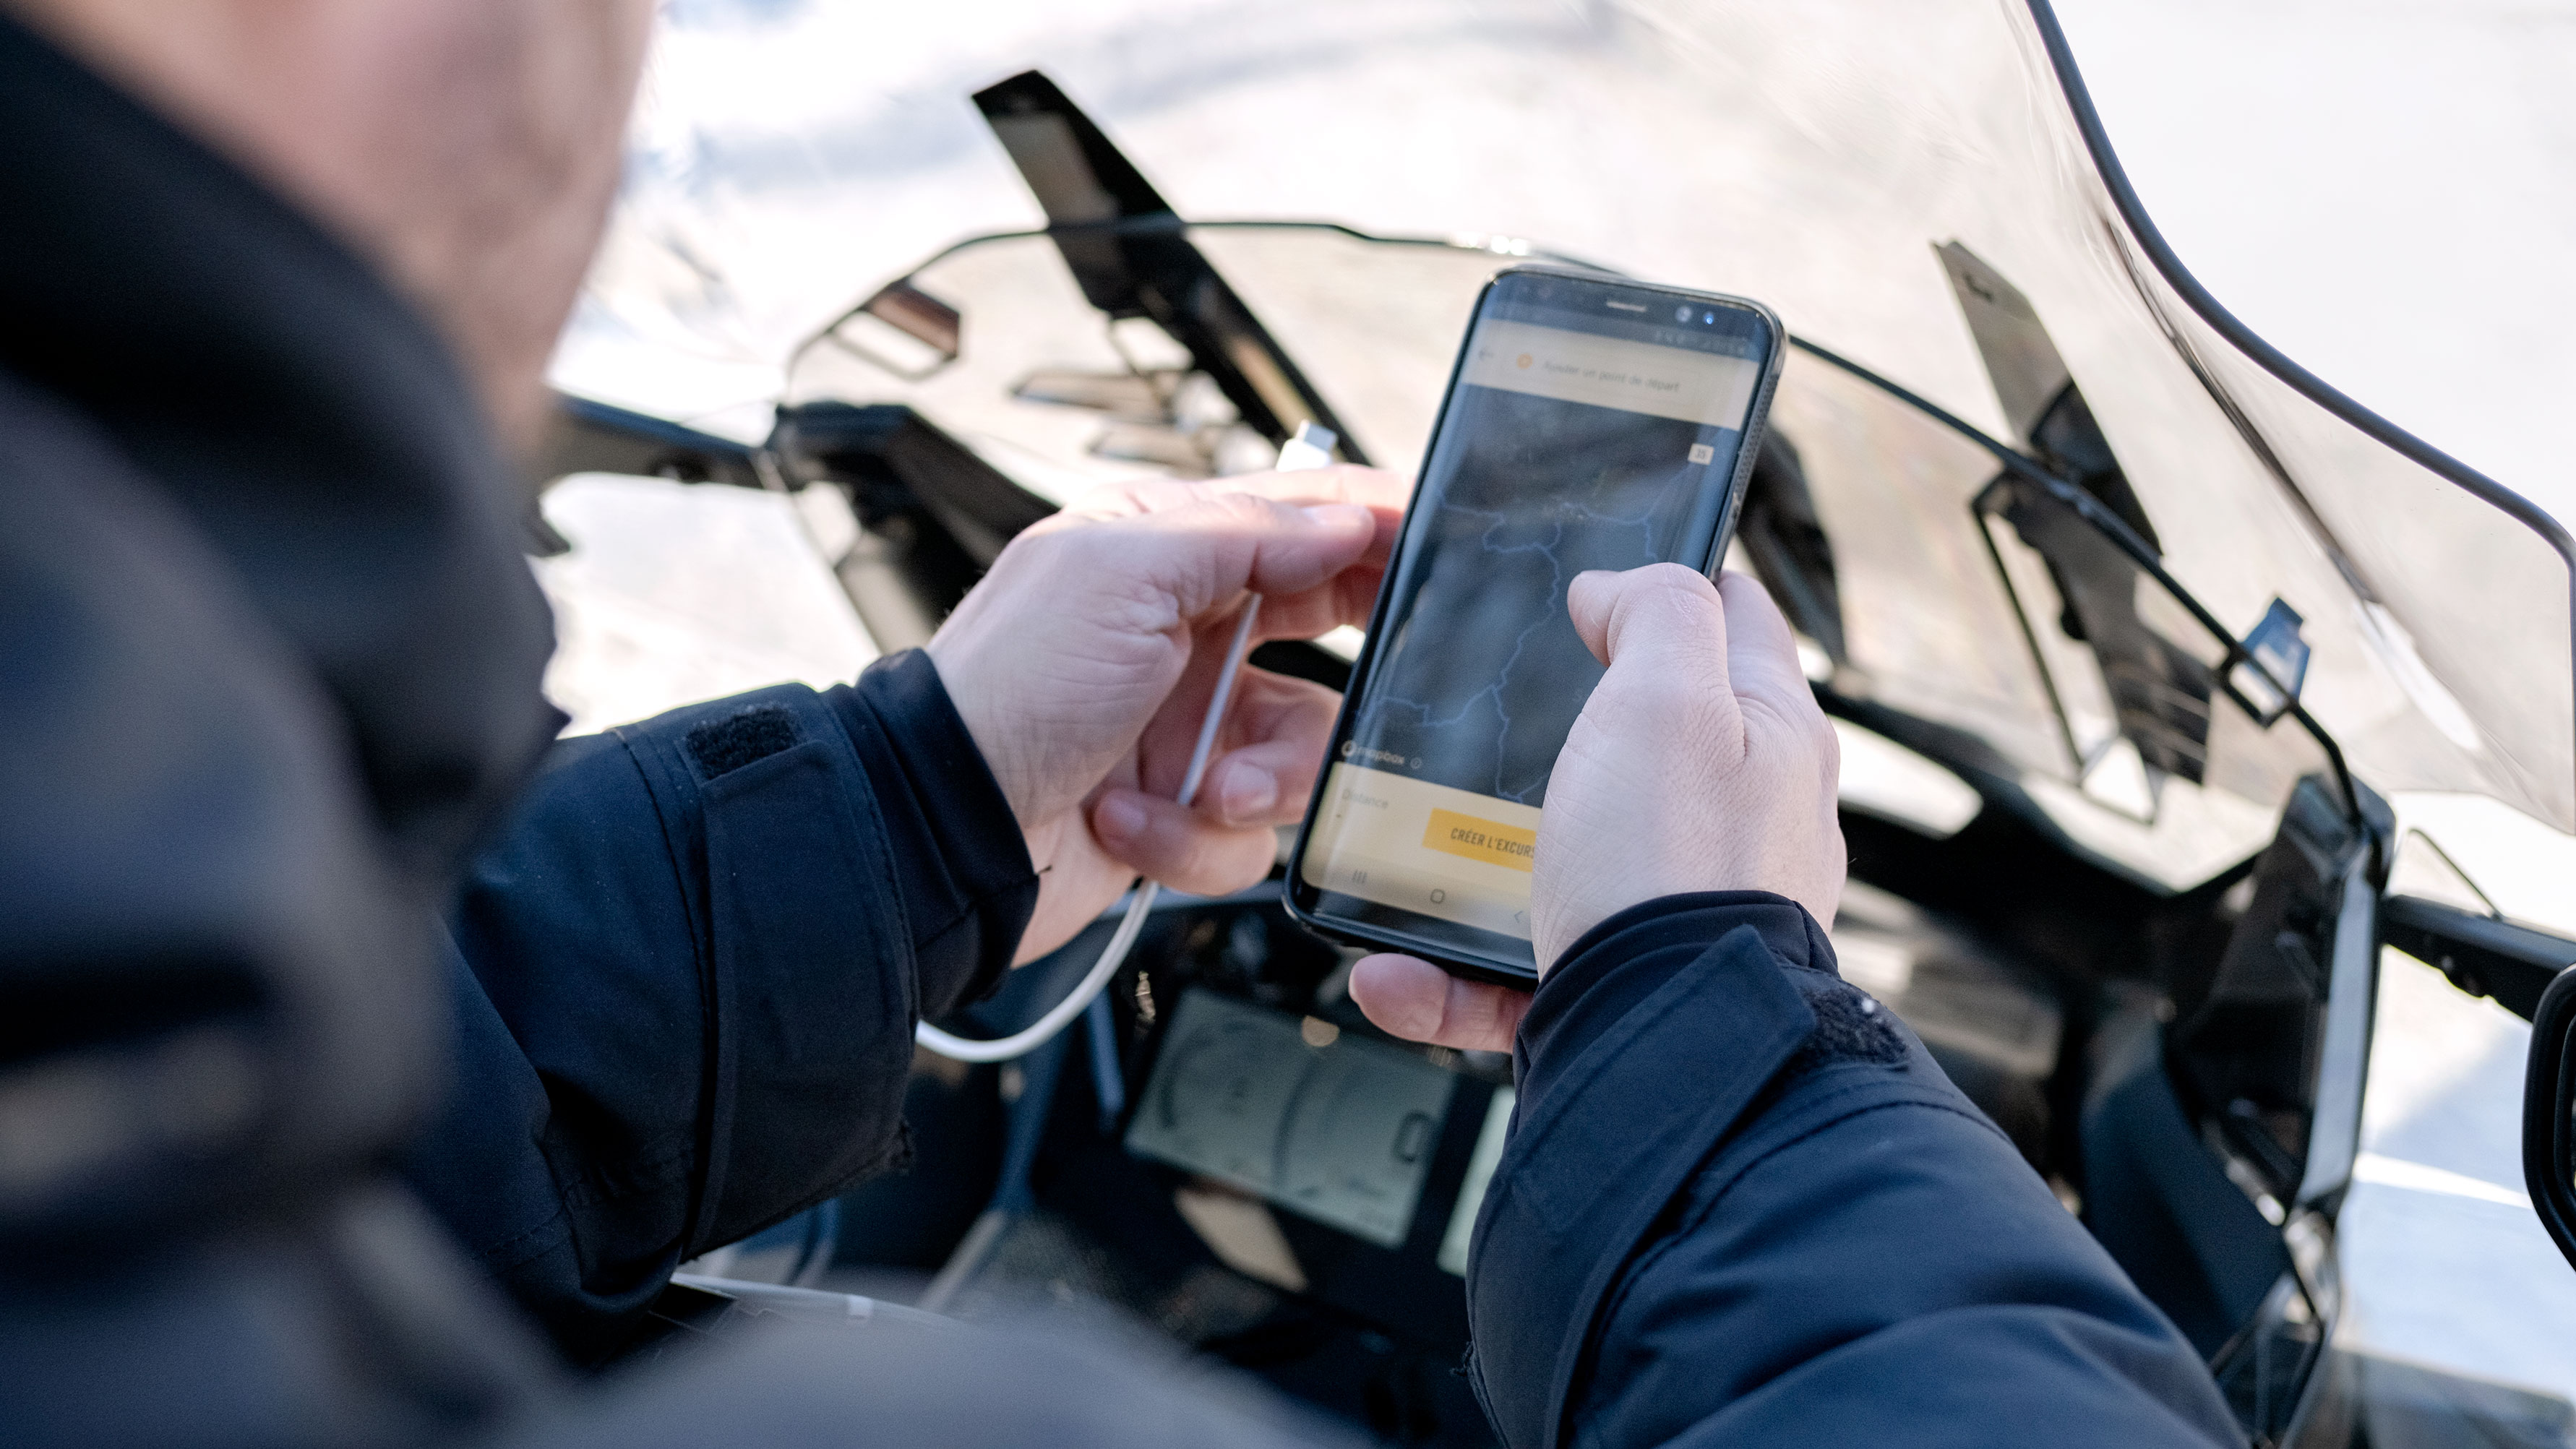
[0,364,367,837]
[0,367,306,679]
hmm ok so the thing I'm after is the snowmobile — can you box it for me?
[530,3,2576,1443]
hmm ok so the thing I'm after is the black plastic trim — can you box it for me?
[536,392,763,491]
[1787,334,2363,826]
[2382,893,2576,1023]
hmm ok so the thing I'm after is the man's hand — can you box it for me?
[926,468,1404,963]
[1348,565,1844,1052]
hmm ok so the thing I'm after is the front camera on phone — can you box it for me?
[1674,305,1692,322]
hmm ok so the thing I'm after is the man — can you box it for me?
[0,2,2242,1445]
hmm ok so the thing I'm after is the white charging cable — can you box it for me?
[916,421,1339,1063]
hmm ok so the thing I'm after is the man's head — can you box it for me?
[6,0,656,451]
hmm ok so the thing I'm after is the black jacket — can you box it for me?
[0,17,2238,1448]
[417,664,1033,1365]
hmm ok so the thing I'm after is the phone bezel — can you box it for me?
[1281,265,1787,988]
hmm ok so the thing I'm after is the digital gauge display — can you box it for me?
[1125,990,1456,1248]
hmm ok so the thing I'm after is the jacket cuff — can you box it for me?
[1520,891,1834,1080]
[1472,891,1834,1449]
[824,650,1038,1020]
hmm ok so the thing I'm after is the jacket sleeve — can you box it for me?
[401,650,1037,1365]
[1466,894,2245,1449]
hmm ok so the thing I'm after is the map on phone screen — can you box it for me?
[1301,291,1766,945]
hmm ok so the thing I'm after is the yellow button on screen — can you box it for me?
[1422,809,1538,873]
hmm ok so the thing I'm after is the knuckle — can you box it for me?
[1201,490,1291,532]
[1179,830,1268,893]
[1811,713,1842,770]
[1268,675,1341,727]
[987,527,1055,572]
[1057,480,1148,522]
[1330,464,1410,509]
[1018,521,1099,572]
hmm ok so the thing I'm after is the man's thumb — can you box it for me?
[1567,563,1730,676]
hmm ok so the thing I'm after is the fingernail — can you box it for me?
[1222,767,1277,820]
[1300,503,1371,530]
[1097,794,1147,840]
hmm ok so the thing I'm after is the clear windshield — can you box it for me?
[778,220,2335,889]
[567,0,2575,839]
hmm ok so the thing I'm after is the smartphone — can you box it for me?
[1284,266,1784,986]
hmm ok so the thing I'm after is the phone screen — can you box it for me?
[1290,270,1778,979]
